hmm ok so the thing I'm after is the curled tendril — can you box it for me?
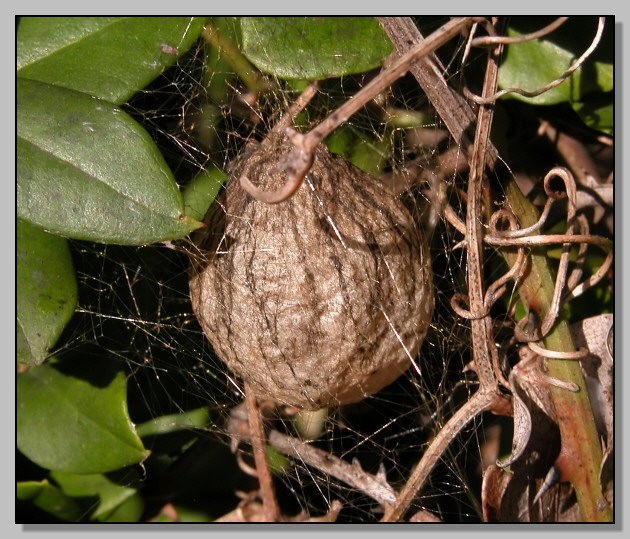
[488,167,575,240]
[515,345,581,393]
[238,85,320,204]
[527,341,588,362]
[449,293,478,320]
[470,17,569,47]
[449,198,528,321]
[445,165,611,369]
[514,310,543,343]
[449,246,527,321]
[239,136,315,204]
[464,17,606,105]
[487,167,612,342]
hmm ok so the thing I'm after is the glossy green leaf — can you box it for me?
[17,220,78,366]
[17,17,208,104]
[17,356,149,474]
[182,166,227,221]
[17,480,83,522]
[50,470,142,522]
[499,17,613,106]
[241,17,392,80]
[17,78,202,245]
[99,492,144,522]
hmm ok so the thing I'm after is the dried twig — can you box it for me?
[267,430,397,508]
[244,382,281,521]
[377,17,499,170]
[469,17,569,47]
[382,17,509,522]
[379,16,612,522]
[227,404,397,508]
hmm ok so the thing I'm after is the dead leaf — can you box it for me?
[572,314,613,447]
[481,464,512,522]
[487,314,614,521]
[572,313,614,509]
[497,347,558,469]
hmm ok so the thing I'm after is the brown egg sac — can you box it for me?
[189,134,434,410]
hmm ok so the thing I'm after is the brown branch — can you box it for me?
[228,403,397,509]
[470,17,569,46]
[244,383,281,521]
[378,17,499,171]
[381,390,498,521]
[267,430,397,508]
[379,16,612,522]
[381,18,509,522]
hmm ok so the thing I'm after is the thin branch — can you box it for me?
[228,403,397,508]
[244,383,281,521]
[306,17,474,145]
[470,17,568,46]
[381,391,497,521]
[267,430,397,508]
[378,17,500,170]
[381,18,509,522]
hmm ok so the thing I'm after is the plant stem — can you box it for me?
[504,180,612,522]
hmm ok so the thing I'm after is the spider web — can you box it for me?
[49,17,574,523]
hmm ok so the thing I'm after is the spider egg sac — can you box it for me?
[190,134,434,410]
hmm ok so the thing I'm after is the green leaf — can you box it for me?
[182,166,227,221]
[241,17,392,80]
[17,220,78,366]
[18,480,83,522]
[17,17,208,104]
[17,78,202,245]
[266,446,291,476]
[573,94,613,135]
[325,125,389,176]
[499,17,613,106]
[135,407,210,438]
[99,492,144,522]
[50,470,143,522]
[17,356,149,474]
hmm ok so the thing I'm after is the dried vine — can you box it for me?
[379,16,612,522]
[198,16,612,522]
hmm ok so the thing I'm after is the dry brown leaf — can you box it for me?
[486,314,614,521]
[497,347,558,469]
[572,313,614,509]
[572,313,613,448]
